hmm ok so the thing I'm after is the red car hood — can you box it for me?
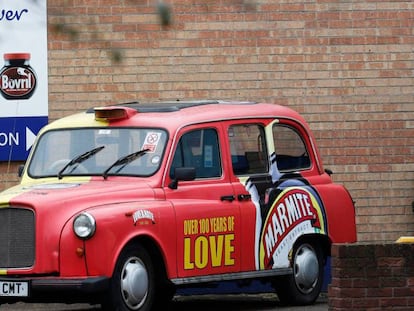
[0,178,159,275]
[2,178,157,211]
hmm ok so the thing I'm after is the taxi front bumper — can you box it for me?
[0,276,109,303]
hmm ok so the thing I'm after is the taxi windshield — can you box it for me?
[28,128,167,178]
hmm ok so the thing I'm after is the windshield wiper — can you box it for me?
[103,149,149,180]
[57,146,105,179]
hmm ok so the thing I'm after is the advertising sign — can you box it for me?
[0,0,48,161]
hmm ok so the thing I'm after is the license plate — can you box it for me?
[0,281,29,297]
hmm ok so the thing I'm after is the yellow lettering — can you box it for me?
[183,237,194,269]
[228,216,234,231]
[209,235,224,267]
[210,217,227,233]
[183,233,235,270]
[184,219,198,235]
[194,236,208,269]
[224,234,235,266]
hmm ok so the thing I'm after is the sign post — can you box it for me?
[0,0,48,161]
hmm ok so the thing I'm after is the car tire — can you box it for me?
[273,242,324,306]
[102,243,158,311]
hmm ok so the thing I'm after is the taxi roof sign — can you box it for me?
[94,107,137,121]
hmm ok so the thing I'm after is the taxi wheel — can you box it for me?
[274,242,324,306]
[103,243,156,311]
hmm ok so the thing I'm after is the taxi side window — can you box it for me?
[273,125,310,171]
[170,128,221,179]
[229,124,268,175]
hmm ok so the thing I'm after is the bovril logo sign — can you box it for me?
[0,53,37,100]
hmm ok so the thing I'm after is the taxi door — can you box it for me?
[225,118,333,273]
[164,124,241,278]
[224,120,273,272]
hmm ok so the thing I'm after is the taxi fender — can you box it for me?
[62,201,176,279]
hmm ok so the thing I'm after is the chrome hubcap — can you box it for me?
[120,256,149,310]
[293,244,319,294]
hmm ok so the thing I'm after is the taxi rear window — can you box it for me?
[272,125,310,171]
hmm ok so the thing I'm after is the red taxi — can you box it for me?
[0,100,356,310]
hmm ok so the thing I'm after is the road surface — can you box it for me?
[1,293,328,310]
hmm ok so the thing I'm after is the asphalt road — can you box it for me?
[1,293,328,310]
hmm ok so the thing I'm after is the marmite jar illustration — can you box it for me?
[0,53,37,100]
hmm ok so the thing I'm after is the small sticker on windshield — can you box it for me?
[98,129,111,135]
[204,145,213,167]
[142,132,161,153]
[151,155,160,164]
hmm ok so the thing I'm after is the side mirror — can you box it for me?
[324,168,333,176]
[168,167,196,189]
[18,164,25,178]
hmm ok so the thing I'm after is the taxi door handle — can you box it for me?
[237,194,251,201]
[221,195,235,202]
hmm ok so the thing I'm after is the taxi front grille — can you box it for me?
[0,208,35,268]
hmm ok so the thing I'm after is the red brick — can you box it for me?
[337,288,367,299]
[328,297,353,308]
[380,297,408,308]
[380,277,407,288]
[353,278,380,289]
[352,297,380,308]
[366,287,393,298]
[330,277,353,287]
[394,287,414,297]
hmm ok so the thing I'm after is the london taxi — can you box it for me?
[0,100,357,310]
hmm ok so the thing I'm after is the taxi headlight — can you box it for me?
[73,212,96,239]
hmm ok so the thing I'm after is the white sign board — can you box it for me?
[0,0,48,161]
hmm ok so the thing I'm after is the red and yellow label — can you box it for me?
[183,216,236,270]
[259,187,326,269]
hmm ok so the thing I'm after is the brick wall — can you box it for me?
[1,0,413,242]
[329,243,414,310]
